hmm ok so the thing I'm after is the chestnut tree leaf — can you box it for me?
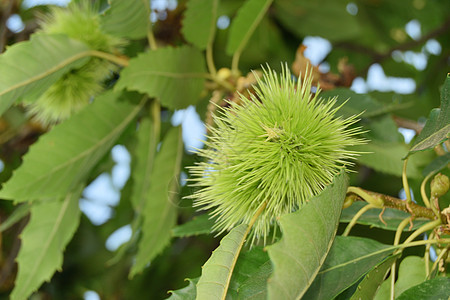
[266,172,348,299]
[130,126,183,278]
[181,0,219,50]
[226,0,273,55]
[101,0,149,39]
[304,236,393,300]
[115,46,206,110]
[0,34,90,116]
[171,213,215,237]
[0,91,145,202]
[10,186,82,300]
[396,277,450,300]
[407,74,449,156]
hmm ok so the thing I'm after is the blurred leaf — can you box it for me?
[101,0,149,39]
[350,255,399,300]
[129,117,156,211]
[364,115,403,143]
[422,152,450,176]
[274,0,360,41]
[115,46,206,110]
[341,201,428,231]
[182,0,219,50]
[196,223,248,300]
[0,34,90,116]
[171,213,214,237]
[407,74,449,156]
[321,88,404,119]
[0,203,30,233]
[266,173,347,299]
[352,141,423,178]
[396,277,450,300]
[0,91,145,202]
[304,236,393,300]
[10,187,82,300]
[167,278,198,300]
[395,256,427,297]
[131,127,183,277]
[226,0,273,55]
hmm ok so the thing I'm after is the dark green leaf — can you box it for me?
[130,126,183,277]
[0,34,90,116]
[304,236,393,300]
[422,152,450,176]
[10,187,82,300]
[274,0,360,41]
[350,255,399,300]
[396,277,450,300]
[182,0,219,50]
[171,213,215,237]
[226,0,273,55]
[266,173,348,299]
[341,201,428,231]
[101,0,149,39]
[321,88,400,119]
[408,74,449,156]
[0,91,145,202]
[115,46,206,110]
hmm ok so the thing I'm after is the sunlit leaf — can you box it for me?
[0,91,145,202]
[130,126,183,277]
[407,74,449,156]
[304,236,393,300]
[0,203,30,233]
[0,34,90,116]
[171,213,214,237]
[341,201,428,231]
[167,278,198,300]
[226,0,273,55]
[266,173,348,299]
[10,187,82,300]
[115,46,206,109]
[182,0,218,49]
[101,0,149,39]
[350,255,399,300]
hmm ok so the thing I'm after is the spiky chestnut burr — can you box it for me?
[27,2,125,125]
[188,65,366,244]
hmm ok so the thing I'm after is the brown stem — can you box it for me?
[349,189,440,222]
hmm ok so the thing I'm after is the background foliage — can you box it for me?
[0,0,449,299]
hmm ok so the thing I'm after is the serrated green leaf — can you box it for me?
[408,74,450,156]
[101,0,149,39]
[182,0,219,49]
[171,213,215,237]
[341,201,428,231]
[115,46,206,110]
[167,278,199,300]
[422,152,450,176]
[0,203,30,233]
[266,172,348,299]
[396,277,450,300]
[130,126,183,277]
[350,255,399,300]
[0,34,90,116]
[10,187,82,300]
[0,91,145,202]
[130,117,157,211]
[226,0,273,55]
[196,223,248,300]
[304,236,393,300]
[352,141,423,178]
